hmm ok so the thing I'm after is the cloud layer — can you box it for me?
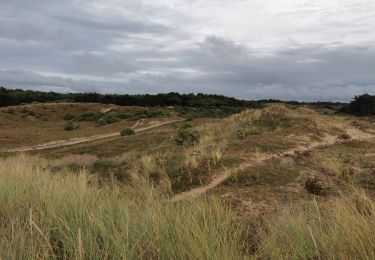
[1,0,374,101]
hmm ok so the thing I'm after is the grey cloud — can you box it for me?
[0,1,374,101]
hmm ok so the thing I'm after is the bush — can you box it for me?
[76,112,103,121]
[97,113,122,126]
[346,94,375,115]
[236,125,260,139]
[121,128,135,136]
[64,113,75,120]
[181,123,193,129]
[96,118,107,126]
[27,110,36,116]
[64,121,74,131]
[173,129,198,146]
[21,107,29,113]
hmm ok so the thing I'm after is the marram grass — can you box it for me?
[0,155,243,259]
[1,155,375,259]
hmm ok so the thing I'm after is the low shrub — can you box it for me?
[21,107,29,113]
[76,112,103,121]
[97,113,122,126]
[173,129,198,146]
[236,125,260,139]
[64,113,75,120]
[121,128,135,136]
[64,121,74,131]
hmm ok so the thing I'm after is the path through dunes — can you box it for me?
[171,127,374,202]
[4,119,185,152]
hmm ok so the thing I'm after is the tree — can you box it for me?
[347,94,375,116]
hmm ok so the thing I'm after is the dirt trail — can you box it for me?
[171,127,374,202]
[4,119,184,153]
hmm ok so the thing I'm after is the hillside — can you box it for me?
[1,101,375,259]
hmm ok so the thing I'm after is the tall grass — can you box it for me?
[255,189,375,259]
[0,155,243,259]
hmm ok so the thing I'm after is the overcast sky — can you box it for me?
[1,0,374,101]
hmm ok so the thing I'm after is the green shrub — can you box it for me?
[181,123,193,129]
[27,110,36,116]
[64,121,74,131]
[64,113,75,120]
[76,112,103,121]
[174,129,198,146]
[236,125,260,139]
[93,159,118,171]
[96,118,107,126]
[21,107,29,113]
[121,128,135,136]
[97,113,122,126]
[346,94,375,115]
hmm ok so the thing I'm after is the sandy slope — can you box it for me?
[4,119,184,152]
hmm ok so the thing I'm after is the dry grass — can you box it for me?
[254,189,375,259]
[57,154,98,168]
[0,103,175,149]
[320,157,349,177]
[279,157,295,170]
[0,155,243,259]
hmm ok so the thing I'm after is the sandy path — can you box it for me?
[4,119,184,152]
[171,127,374,202]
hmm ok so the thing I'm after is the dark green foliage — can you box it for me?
[176,106,244,118]
[120,128,135,136]
[97,113,122,126]
[173,129,198,146]
[181,123,193,129]
[21,107,29,113]
[20,107,39,117]
[64,113,75,120]
[64,122,74,131]
[0,87,256,108]
[93,159,118,171]
[76,112,104,122]
[345,94,375,116]
[27,110,36,116]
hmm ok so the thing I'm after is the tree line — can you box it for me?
[0,87,257,108]
[1,87,373,115]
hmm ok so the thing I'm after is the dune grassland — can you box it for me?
[1,99,375,259]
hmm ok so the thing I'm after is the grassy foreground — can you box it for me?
[1,155,375,259]
[0,155,242,259]
[255,190,375,259]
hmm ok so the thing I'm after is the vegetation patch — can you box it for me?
[121,127,135,136]
[64,121,74,131]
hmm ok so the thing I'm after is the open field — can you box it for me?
[1,101,375,259]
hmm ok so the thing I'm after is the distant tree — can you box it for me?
[347,94,375,116]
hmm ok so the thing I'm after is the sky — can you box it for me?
[0,0,374,101]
